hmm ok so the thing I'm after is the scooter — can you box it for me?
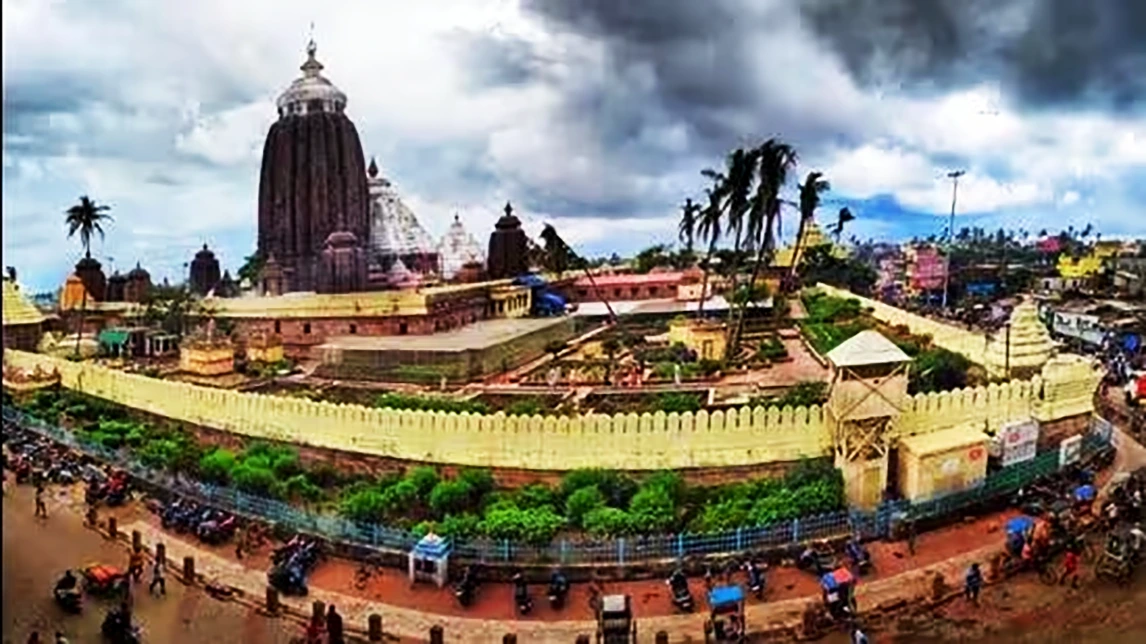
[513,575,533,615]
[845,539,873,575]
[744,561,765,599]
[454,567,477,608]
[667,570,694,612]
[547,571,569,610]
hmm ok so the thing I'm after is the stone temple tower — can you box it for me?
[256,39,370,293]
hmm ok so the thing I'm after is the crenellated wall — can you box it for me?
[816,283,993,364]
[3,347,1101,473]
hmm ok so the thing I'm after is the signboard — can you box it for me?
[1059,435,1082,467]
[1089,415,1114,445]
[1001,419,1040,467]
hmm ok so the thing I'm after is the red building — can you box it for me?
[568,271,684,303]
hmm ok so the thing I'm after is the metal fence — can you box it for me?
[3,406,1109,565]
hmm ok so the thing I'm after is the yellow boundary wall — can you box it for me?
[3,347,1098,472]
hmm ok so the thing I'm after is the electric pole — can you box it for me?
[941,170,965,310]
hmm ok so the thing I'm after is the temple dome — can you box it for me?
[367,157,438,275]
[438,214,485,280]
[275,40,348,116]
[258,40,370,293]
[984,299,1057,379]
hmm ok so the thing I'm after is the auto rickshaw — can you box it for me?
[704,585,746,643]
[820,567,857,621]
[81,564,130,597]
[596,594,637,644]
[1096,530,1135,586]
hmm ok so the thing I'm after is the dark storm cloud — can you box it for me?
[452,30,549,89]
[799,0,1146,110]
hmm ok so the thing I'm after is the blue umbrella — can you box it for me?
[1006,515,1035,535]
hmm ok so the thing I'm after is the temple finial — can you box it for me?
[504,201,513,218]
[367,157,378,178]
[301,25,323,76]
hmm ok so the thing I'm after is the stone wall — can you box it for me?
[3,348,1100,473]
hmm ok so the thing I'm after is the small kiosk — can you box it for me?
[408,533,451,588]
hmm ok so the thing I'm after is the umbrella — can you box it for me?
[1006,515,1035,535]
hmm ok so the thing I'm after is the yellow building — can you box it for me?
[667,318,727,361]
[245,331,284,363]
[897,426,989,502]
[1057,244,1119,279]
[2,278,45,352]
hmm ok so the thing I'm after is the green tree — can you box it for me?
[65,196,113,356]
[236,252,265,288]
[694,179,726,320]
[789,171,830,283]
[678,197,700,257]
[565,485,606,527]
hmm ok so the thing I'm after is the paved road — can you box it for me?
[2,483,299,644]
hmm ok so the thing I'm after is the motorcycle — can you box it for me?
[54,587,82,614]
[547,571,569,610]
[845,539,873,575]
[744,561,765,599]
[198,513,238,545]
[454,566,478,607]
[513,574,532,615]
[667,570,694,612]
[101,608,142,644]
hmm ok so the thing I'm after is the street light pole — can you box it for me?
[941,170,965,310]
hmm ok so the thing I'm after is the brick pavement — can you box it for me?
[123,520,1004,643]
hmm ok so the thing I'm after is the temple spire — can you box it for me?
[301,28,323,77]
[367,157,379,178]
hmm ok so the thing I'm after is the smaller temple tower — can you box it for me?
[189,244,222,296]
[983,299,1056,380]
[824,330,912,510]
[73,256,107,302]
[487,201,528,279]
[124,263,151,303]
[318,229,368,293]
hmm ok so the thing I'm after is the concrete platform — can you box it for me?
[315,317,576,383]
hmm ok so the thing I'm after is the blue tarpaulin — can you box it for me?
[708,585,744,608]
[1006,516,1035,535]
[1075,485,1096,502]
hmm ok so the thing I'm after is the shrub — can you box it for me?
[374,392,490,415]
[641,471,685,505]
[406,466,440,498]
[565,485,606,528]
[429,479,475,517]
[232,462,277,497]
[380,479,420,517]
[341,489,387,523]
[583,507,631,537]
[284,474,324,502]
[479,505,566,545]
[515,483,556,510]
[559,469,637,507]
[198,449,238,484]
[438,513,482,539]
[505,398,545,417]
[627,484,677,533]
[457,468,495,497]
[656,392,703,414]
[757,336,788,361]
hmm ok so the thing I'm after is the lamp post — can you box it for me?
[941,170,965,310]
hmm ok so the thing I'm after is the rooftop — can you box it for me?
[825,330,911,367]
[318,316,567,353]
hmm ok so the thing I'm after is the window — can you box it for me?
[399,322,408,335]
[630,288,639,298]
[303,323,311,335]
[578,289,588,298]
[274,320,281,334]
[614,289,621,297]
[349,324,357,335]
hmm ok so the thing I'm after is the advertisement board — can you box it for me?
[1059,434,1082,467]
[1089,415,1114,444]
[1001,419,1040,467]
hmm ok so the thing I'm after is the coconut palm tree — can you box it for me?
[716,148,762,337]
[789,171,830,283]
[728,139,797,358]
[694,179,727,320]
[64,195,113,356]
[831,207,855,242]
[678,197,700,258]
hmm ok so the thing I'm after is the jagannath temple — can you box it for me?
[366,158,439,285]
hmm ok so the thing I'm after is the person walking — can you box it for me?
[964,563,983,604]
[53,633,69,644]
[149,558,166,596]
[325,604,344,644]
[851,626,870,644]
[1059,549,1080,588]
[34,483,47,517]
[26,632,40,644]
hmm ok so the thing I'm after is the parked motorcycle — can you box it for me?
[513,573,532,615]
[454,566,478,608]
[845,539,873,575]
[667,569,694,612]
[744,560,765,599]
[547,570,569,610]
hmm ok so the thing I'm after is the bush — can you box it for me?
[656,392,703,414]
[565,485,606,527]
[406,466,440,498]
[583,506,632,536]
[457,469,495,497]
[505,398,545,417]
[341,489,387,523]
[627,485,677,533]
[232,462,277,497]
[479,505,566,545]
[380,479,420,518]
[515,483,556,510]
[429,479,475,517]
[558,469,638,507]
[199,449,238,485]
[374,392,490,415]
[757,336,788,361]
[284,474,324,502]
[438,513,482,539]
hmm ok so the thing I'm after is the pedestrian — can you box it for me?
[964,563,983,604]
[149,558,166,596]
[326,604,344,644]
[1059,549,1080,588]
[26,632,40,644]
[851,626,870,644]
[907,517,918,556]
[34,483,47,517]
[54,633,68,644]
[129,547,145,582]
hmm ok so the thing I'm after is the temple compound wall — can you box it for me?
[3,345,1099,475]
[816,283,994,364]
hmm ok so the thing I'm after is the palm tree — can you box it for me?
[788,171,830,283]
[831,207,855,242]
[694,180,726,320]
[678,198,700,258]
[723,140,797,359]
[64,196,113,356]
[540,224,616,323]
[715,148,761,340]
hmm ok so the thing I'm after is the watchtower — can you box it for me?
[824,330,911,510]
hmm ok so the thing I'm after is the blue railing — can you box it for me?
[2,406,1109,565]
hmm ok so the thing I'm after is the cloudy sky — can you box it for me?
[3,0,1145,291]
